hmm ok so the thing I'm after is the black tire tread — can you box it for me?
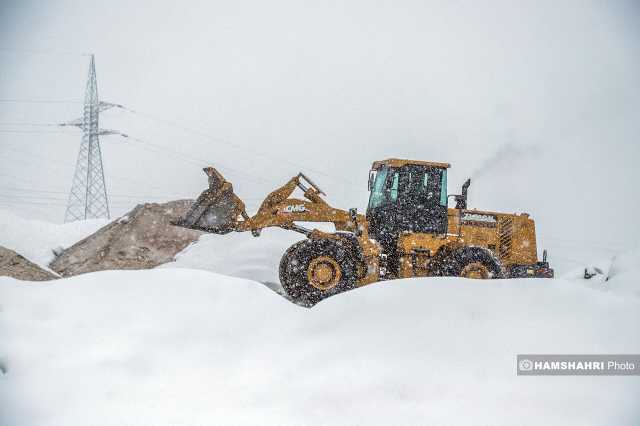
[450,246,502,278]
[280,238,357,306]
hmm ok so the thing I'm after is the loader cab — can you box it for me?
[366,159,450,247]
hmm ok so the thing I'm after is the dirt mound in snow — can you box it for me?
[50,200,202,277]
[0,246,58,281]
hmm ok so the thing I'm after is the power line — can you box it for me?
[0,185,187,200]
[0,199,67,207]
[3,162,168,197]
[0,99,82,104]
[1,100,359,193]
[0,129,76,134]
[0,193,68,202]
[0,199,163,208]
[121,106,362,190]
[0,142,174,195]
[0,122,60,127]
[0,47,90,56]
[0,190,265,205]
[2,96,360,213]
[0,193,162,205]
[123,135,269,185]
[1,145,270,205]
[0,122,276,188]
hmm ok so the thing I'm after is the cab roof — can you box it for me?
[371,158,451,170]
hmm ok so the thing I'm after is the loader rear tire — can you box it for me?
[280,239,357,306]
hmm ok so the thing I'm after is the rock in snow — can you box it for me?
[0,246,58,281]
[49,200,202,277]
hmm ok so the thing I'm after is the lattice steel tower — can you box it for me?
[63,55,122,222]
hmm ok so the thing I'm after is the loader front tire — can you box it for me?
[278,240,309,299]
[279,239,357,306]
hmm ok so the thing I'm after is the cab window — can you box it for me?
[389,172,399,202]
[440,169,448,206]
[368,167,389,209]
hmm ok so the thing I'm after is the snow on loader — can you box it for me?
[173,159,553,305]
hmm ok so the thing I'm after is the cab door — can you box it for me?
[397,165,448,235]
[367,165,447,242]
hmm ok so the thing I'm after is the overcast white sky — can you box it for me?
[1,0,639,271]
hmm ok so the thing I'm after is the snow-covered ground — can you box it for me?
[1,214,640,425]
[560,250,640,300]
[165,227,305,292]
[0,209,107,273]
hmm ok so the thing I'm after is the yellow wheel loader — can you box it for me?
[173,159,553,305]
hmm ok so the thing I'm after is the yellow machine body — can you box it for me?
[395,209,538,279]
[174,158,552,305]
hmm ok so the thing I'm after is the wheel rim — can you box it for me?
[461,262,490,279]
[307,256,342,290]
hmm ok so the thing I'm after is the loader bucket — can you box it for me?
[172,167,247,234]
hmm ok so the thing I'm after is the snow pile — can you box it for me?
[607,250,640,298]
[1,266,640,425]
[166,228,304,288]
[1,212,639,425]
[562,249,640,300]
[0,209,107,272]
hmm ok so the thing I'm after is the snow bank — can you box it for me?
[0,209,107,272]
[1,267,639,425]
[165,227,304,289]
[561,249,640,300]
[2,212,639,424]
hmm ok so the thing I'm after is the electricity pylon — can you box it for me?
[62,54,125,222]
